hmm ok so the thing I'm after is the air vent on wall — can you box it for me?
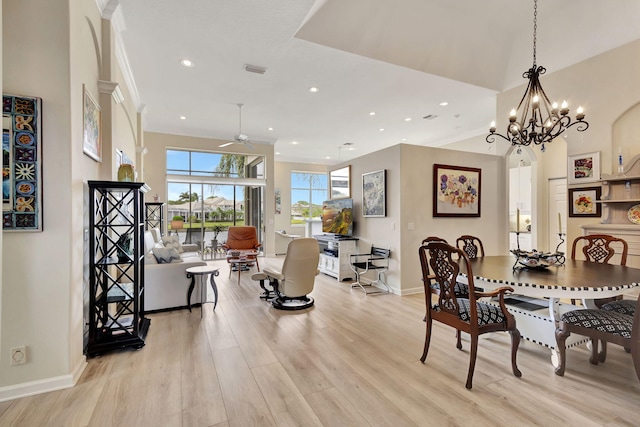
[244,64,267,74]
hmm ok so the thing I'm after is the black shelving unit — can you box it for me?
[87,180,150,356]
[145,202,165,235]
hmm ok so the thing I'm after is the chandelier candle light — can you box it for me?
[487,0,589,151]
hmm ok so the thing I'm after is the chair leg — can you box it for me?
[465,334,479,389]
[456,330,462,350]
[555,325,570,376]
[510,328,522,378]
[589,338,600,365]
[420,313,433,363]
[599,340,607,363]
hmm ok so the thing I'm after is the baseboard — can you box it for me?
[0,357,87,403]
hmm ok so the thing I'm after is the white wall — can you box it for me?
[1,0,136,400]
[399,144,506,294]
[1,0,79,393]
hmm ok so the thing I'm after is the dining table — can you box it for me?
[457,256,640,366]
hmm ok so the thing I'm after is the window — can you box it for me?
[165,149,266,247]
[291,171,327,225]
[166,149,264,178]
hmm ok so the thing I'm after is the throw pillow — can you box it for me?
[162,235,184,253]
[152,247,182,264]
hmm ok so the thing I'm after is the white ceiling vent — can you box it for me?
[244,64,267,74]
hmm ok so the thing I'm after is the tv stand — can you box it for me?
[315,235,358,281]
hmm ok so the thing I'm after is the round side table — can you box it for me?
[185,266,220,317]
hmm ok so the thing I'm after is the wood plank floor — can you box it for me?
[2,256,640,426]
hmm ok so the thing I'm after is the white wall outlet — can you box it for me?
[391,221,396,230]
[407,222,415,231]
[10,346,26,366]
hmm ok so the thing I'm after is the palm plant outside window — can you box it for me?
[291,171,327,225]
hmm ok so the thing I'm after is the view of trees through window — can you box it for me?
[166,150,265,244]
[291,171,327,225]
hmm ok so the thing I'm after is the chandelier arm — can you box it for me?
[486,132,513,144]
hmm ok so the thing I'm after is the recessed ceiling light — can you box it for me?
[348,147,355,151]
[439,101,449,106]
[179,116,186,120]
[292,141,299,145]
[275,152,280,155]
[401,138,407,141]
[404,117,412,122]
[267,127,273,131]
[180,59,195,67]
[379,128,385,132]
[308,87,319,93]
[369,111,376,116]
[325,156,331,159]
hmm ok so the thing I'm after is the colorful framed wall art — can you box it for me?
[568,186,602,217]
[433,164,481,217]
[568,151,600,184]
[2,94,43,231]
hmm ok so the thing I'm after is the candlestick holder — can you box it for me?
[510,232,566,270]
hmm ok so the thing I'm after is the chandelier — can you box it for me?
[486,0,589,151]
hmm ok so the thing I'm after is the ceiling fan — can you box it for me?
[219,103,255,149]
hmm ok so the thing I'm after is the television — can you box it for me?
[322,198,354,236]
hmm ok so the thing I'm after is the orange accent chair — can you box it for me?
[222,226,262,271]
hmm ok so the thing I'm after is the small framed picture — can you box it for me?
[568,152,600,184]
[83,85,102,162]
[568,186,602,217]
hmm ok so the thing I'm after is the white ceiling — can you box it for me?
[116,0,640,165]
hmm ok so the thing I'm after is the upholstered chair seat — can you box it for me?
[601,299,636,317]
[560,309,633,339]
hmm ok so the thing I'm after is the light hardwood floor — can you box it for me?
[1,256,640,426]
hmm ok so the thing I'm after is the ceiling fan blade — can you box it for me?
[245,141,256,150]
[219,141,235,148]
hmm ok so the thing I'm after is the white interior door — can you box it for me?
[548,178,567,253]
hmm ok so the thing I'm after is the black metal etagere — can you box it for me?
[87,180,150,356]
[145,202,165,235]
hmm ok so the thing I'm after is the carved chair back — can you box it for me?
[456,235,485,259]
[571,234,628,266]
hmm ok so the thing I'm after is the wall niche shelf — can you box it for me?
[583,153,640,268]
[596,153,640,225]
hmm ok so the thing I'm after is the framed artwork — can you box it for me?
[433,164,481,217]
[362,169,386,217]
[568,186,602,217]
[2,94,43,231]
[275,188,281,215]
[330,165,351,199]
[83,85,102,162]
[3,117,13,211]
[568,151,600,184]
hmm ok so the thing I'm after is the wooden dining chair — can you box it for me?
[555,293,640,382]
[456,235,485,259]
[419,241,522,389]
[571,234,628,266]
[570,234,629,306]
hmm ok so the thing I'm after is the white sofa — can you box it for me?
[144,229,206,312]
